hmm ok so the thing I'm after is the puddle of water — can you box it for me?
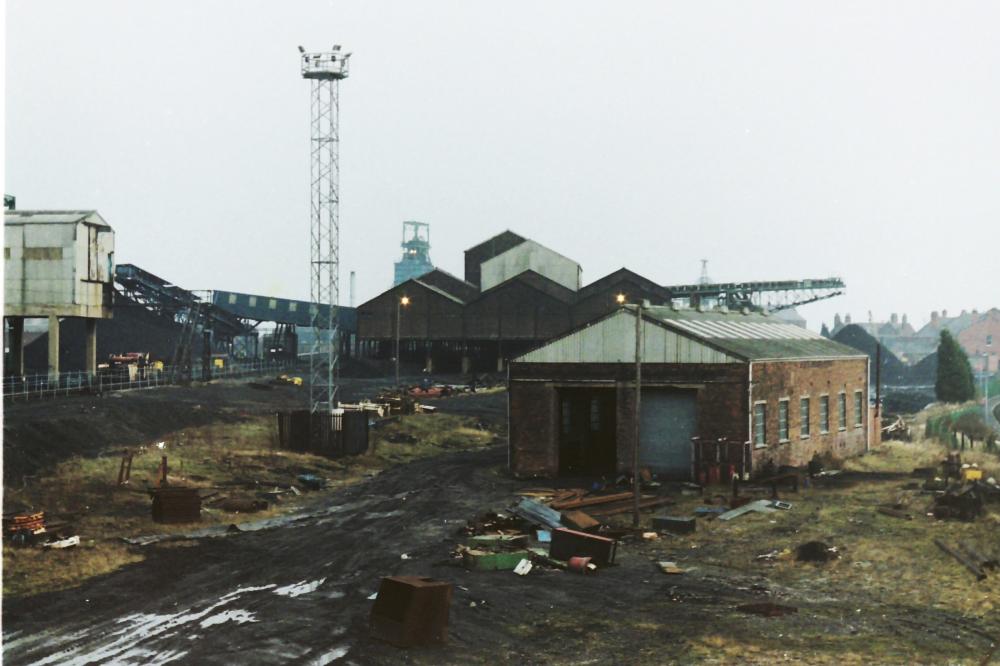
[363,510,404,520]
[199,609,257,628]
[25,582,274,665]
[274,578,327,598]
[308,645,350,665]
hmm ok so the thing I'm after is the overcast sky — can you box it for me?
[5,1,998,331]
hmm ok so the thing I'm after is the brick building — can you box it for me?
[508,306,874,480]
[955,308,1000,373]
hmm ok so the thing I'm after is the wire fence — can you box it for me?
[3,359,301,402]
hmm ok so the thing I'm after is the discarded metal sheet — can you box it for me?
[561,509,600,531]
[43,535,80,549]
[513,559,532,576]
[511,498,563,530]
[463,549,532,571]
[717,499,777,521]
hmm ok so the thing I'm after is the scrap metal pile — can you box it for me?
[3,510,80,550]
[454,488,670,575]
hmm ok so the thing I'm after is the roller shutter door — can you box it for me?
[639,389,696,477]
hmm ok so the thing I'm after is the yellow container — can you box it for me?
[213,358,225,368]
[962,468,983,482]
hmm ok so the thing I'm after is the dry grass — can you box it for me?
[2,411,495,598]
[602,431,1000,663]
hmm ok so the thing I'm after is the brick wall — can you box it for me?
[508,381,559,476]
[509,362,746,477]
[749,358,869,469]
[956,310,1000,373]
[509,357,870,478]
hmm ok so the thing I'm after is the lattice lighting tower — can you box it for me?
[300,45,351,414]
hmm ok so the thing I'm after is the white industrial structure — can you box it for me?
[300,45,350,414]
[479,239,582,292]
[4,210,115,378]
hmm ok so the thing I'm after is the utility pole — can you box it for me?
[632,301,643,528]
[396,296,409,389]
[300,45,350,415]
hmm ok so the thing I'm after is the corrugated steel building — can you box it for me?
[508,306,874,480]
[4,210,115,378]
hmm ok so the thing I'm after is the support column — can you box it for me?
[7,316,25,376]
[85,318,98,379]
[47,315,60,381]
[424,341,434,373]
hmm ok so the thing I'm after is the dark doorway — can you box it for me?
[558,388,617,476]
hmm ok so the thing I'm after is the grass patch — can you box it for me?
[3,411,497,598]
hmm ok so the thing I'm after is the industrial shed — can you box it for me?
[508,306,874,480]
[4,210,115,378]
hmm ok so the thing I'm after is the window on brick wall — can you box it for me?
[800,397,810,437]
[854,390,863,427]
[838,392,847,430]
[820,395,830,433]
[778,400,789,442]
[754,402,766,446]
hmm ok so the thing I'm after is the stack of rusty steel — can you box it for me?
[3,511,47,545]
[151,487,202,523]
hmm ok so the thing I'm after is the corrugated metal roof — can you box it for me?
[645,306,865,360]
[411,279,466,305]
[4,210,110,227]
[474,269,577,304]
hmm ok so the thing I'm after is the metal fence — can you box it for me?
[3,359,301,402]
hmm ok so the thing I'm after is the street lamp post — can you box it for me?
[396,296,410,390]
[984,353,991,427]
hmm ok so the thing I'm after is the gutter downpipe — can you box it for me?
[746,361,753,481]
[507,361,512,473]
[866,353,872,454]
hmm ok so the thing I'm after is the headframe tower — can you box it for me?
[300,44,351,414]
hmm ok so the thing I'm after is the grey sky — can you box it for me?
[5,1,998,331]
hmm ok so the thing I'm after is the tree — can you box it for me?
[935,330,975,403]
[820,323,831,338]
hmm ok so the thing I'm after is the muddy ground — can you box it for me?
[2,385,999,665]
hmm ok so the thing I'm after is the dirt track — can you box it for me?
[3,387,999,664]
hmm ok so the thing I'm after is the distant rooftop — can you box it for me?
[4,210,110,227]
